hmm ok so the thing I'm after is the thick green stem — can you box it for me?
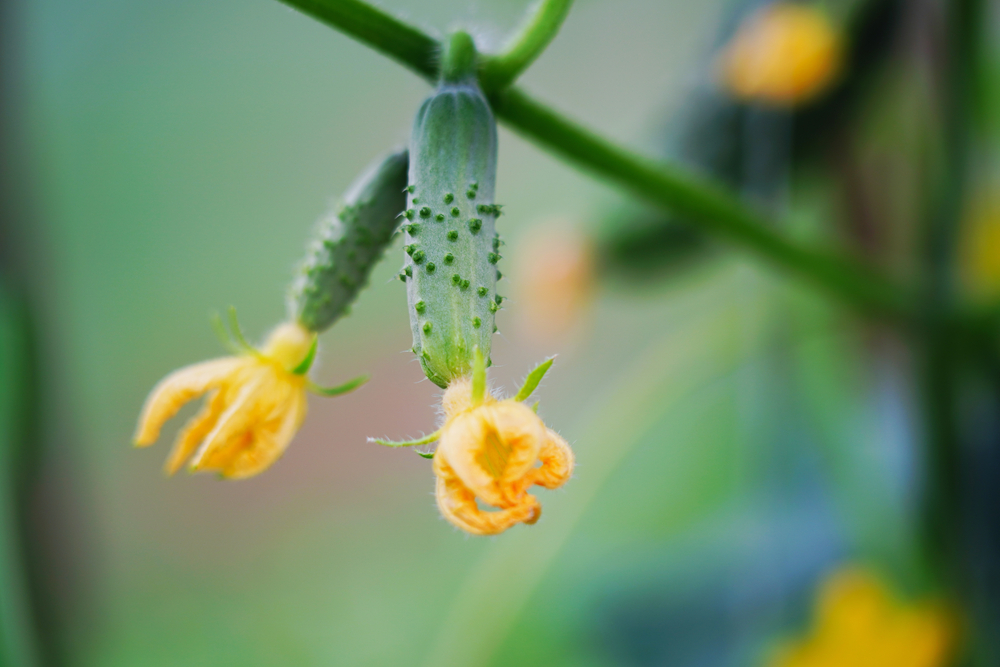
[277,0,439,79]
[489,87,913,320]
[478,0,574,90]
[275,0,915,323]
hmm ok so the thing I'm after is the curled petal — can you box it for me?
[134,357,243,446]
[163,389,227,476]
[439,402,545,508]
[528,428,574,489]
[222,390,307,479]
[434,453,540,536]
[489,403,547,484]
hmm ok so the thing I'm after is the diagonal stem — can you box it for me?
[478,0,574,90]
[277,0,439,80]
[489,87,914,321]
[275,0,916,323]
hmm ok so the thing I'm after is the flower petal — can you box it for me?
[527,428,574,489]
[434,452,540,536]
[488,402,546,483]
[187,372,266,471]
[193,431,252,472]
[439,401,545,508]
[162,389,227,476]
[134,357,243,446]
[221,389,307,480]
[437,411,506,507]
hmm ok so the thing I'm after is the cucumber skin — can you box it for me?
[290,149,408,333]
[405,81,499,388]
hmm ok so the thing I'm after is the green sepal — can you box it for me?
[210,306,261,357]
[307,374,368,397]
[210,312,245,355]
[368,429,442,447]
[531,401,540,414]
[290,335,319,375]
[415,450,435,459]
[472,346,486,406]
[514,356,555,402]
[227,306,258,355]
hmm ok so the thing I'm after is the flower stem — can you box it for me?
[275,0,915,323]
[478,0,574,90]
[441,30,477,84]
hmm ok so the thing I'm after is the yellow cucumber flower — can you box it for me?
[371,353,573,535]
[134,310,365,479]
[768,567,959,667]
[720,3,843,106]
[959,189,1000,301]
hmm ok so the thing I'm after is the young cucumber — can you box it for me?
[290,149,409,333]
[404,33,502,388]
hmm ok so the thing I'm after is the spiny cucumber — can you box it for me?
[403,33,501,388]
[290,149,408,333]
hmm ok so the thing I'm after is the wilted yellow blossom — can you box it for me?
[769,567,959,667]
[135,318,364,479]
[720,3,842,106]
[434,377,574,535]
[372,355,573,535]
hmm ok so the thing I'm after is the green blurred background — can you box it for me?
[1,0,947,664]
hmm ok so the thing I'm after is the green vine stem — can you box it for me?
[478,0,574,90]
[488,87,913,320]
[277,0,918,323]
[277,0,438,79]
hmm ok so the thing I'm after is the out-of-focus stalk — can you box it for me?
[916,1,983,664]
[0,294,42,667]
[0,0,63,664]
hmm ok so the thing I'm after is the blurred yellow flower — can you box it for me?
[769,567,959,667]
[514,220,595,344]
[134,321,311,479]
[135,317,365,479]
[720,3,842,106]
[960,190,1000,300]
